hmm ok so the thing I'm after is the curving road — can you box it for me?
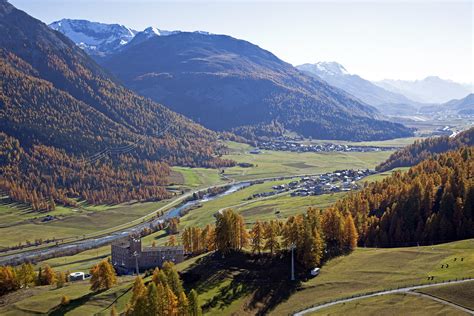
[293,279,474,315]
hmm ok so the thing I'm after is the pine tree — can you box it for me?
[147,282,159,316]
[55,271,66,288]
[250,220,264,254]
[165,285,178,315]
[110,305,118,316]
[16,263,35,288]
[343,213,358,253]
[42,264,56,285]
[178,291,189,316]
[167,235,177,247]
[132,289,149,316]
[130,276,146,306]
[263,220,280,255]
[188,289,202,316]
[90,259,117,292]
[60,295,70,306]
[162,261,183,295]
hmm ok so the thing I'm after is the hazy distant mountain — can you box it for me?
[297,62,419,115]
[420,93,474,115]
[375,76,472,104]
[95,32,413,141]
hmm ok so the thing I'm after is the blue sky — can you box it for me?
[10,0,473,83]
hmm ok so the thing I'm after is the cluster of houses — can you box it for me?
[256,141,396,153]
[249,169,375,199]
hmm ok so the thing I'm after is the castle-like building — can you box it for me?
[111,236,184,274]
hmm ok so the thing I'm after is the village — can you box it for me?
[248,169,375,199]
[255,140,396,153]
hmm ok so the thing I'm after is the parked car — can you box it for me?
[310,267,320,277]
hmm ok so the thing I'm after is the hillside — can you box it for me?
[420,93,474,115]
[375,76,472,104]
[90,30,413,141]
[376,127,474,171]
[337,147,473,247]
[0,1,232,209]
[297,62,420,115]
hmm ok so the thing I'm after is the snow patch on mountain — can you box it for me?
[49,19,189,55]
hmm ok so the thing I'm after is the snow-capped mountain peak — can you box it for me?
[49,19,137,55]
[143,26,161,36]
[315,61,350,76]
[48,19,210,56]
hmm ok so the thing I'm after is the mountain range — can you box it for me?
[296,62,421,115]
[0,0,227,167]
[375,76,472,104]
[49,19,413,141]
[420,93,474,115]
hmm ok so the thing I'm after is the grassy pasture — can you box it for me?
[309,293,465,316]
[0,200,169,248]
[273,239,474,315]
[220,141,394,181]
[417,280,474,310]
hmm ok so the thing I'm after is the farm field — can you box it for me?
[309,293,465,316]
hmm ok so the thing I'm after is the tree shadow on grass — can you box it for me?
[181,251,303,315]
[49,290,104,316]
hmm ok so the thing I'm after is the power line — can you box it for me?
[80,124,173,165]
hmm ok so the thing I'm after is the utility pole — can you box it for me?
[133,251,140,275]
[290,243,295,281]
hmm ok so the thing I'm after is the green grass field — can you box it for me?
[0,200,169,248]
[221,141,394,181]
[179,179,296,228]
[171,167,225,188]
[236,193,346,223]
[272,239,474,315]
[309,293,465,316]
[417,280,474,310]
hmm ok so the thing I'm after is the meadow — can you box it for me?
[272,239,474,315]
[417,280,474,310]
[219,141,394,181]
[309,293,465,316]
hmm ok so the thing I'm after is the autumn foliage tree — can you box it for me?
[90,259,117,292]
[126,262,198,316]
[215,209,249,253]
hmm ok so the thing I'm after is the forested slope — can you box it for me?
[376,127,473,172]
[336,147,473,246]
[0,1,233,210]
